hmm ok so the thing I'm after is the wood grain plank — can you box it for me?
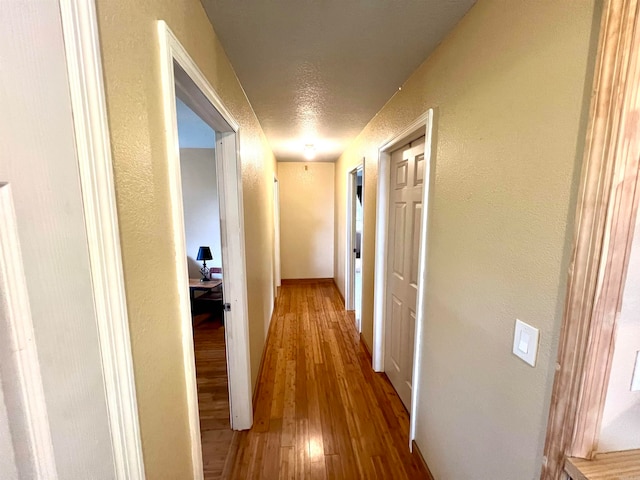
[228,280,432,479]
[566,450,640,480]
[193,315,234,480]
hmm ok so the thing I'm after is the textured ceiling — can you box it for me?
[201,1,476,162]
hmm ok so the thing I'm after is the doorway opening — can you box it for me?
[174,93,233,478]
[346,164,364,331]
[383,138,425,412]
[159,22,253,479]
[373,110,434,446]
[273,175,281,299]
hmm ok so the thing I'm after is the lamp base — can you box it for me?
[200,263,210,282]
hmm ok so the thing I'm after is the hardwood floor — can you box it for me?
[194,313,238,479]
[229,280,431,479]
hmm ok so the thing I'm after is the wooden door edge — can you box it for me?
[541,1,640,478]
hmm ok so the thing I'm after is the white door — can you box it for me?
[0,2,116,477]
[384,140,425,409]
[0,372,18,480]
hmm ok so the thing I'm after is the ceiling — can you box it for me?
[200,1,476,162]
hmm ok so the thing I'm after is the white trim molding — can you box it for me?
[157,20,254,480]
[0,183,58,479]
[346,163,365,332]
[273,175,281,295]
[345,166,357,311]
[59,1,145,479]
[372,109,434,446]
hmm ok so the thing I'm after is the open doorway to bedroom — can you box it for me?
[159,21,253,479]
[346,164,364,331]
[175,95,233,479]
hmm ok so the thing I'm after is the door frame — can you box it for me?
[542,1,640,478]
[273,175,281,298]
[0,183,58,478]
[372,109,434,445]
[158,21,253,479]
[345,162,364,330]
[59,1,145,478]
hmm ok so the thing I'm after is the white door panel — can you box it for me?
[0,183,57,479]
[393,203,406,278]
[390,295,403,373]
[0,365,19,480]
[395,160,408,188]
[405,309,416,385]
[410,202,423,287]
[384,141,425,409]
[0,2,116,477]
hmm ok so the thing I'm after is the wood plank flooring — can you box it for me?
[229,280,431,479]
[194,313,238,479]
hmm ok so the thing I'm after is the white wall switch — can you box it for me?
[513,319,539,367]
[632,351,640,392]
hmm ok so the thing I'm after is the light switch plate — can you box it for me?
[513,319,539,367]
[631,351,640,392]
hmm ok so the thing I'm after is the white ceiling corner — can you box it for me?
[200,0,476,162]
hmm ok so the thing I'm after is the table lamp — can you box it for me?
[196,246,213,282]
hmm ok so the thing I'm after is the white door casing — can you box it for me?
[355,167,364,331]
[273,176,281,295]
[158,21,253,480]
[346,165,364,331]
[384,142,425,409]
[2,1,143,477]
[373,109,434,446]
[59,1,145,477]
[345,165,359,311]
[0,183,57,479]
[0,373,19,480]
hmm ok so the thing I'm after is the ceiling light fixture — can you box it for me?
[303,144,316,160]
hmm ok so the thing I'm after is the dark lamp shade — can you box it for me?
[196,246,213,261]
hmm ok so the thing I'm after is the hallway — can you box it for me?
[229,280,430,479]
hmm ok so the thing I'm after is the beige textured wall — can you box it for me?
[334,0,600,477]
[95,1,277,477]
[278,162,335,279]
[600,217,640,451]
